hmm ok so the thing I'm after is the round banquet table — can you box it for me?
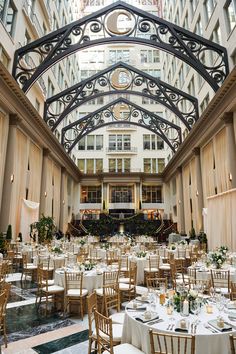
[122,301,236,354]
[189,265,236,282]
[54,265,119,294]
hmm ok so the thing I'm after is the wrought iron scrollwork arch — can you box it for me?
[61,98,182,153]
[13,1,228,93]
[44,62,199,132]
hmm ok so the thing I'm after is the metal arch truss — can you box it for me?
[61,97,182,154]
[13,1,229,93]
[44,62,199,132]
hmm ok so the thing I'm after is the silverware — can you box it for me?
[166,323,171,330]
[204,324,218,333]
[147,319,164,326]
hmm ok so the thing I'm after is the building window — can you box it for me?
[108,134,131,151]
[142,186,162,203]
[144,158,165,173]
[195,16,202,35]
[0,0,17,36]
[96,135,103,150]
[80,50,105,64]
[87,135,94,150]
[77,159,85,172]
[200,94,210,113]
[140,50,160,63]
[95,159,103,173]
[35,99,40,112]
[110,186,133,203]
[47,78,55,98]
[81,186,101,203]
[143,135,164,150]
[204,0,216,23]
[225,0,236,33]
[108,158,131,173]
[109,50,130,64]
[78,137,86,150]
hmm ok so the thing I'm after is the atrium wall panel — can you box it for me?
[201,141,215,205]
[60,171,68,233]
[182,164,191,234]
[28,142,43,203]
[53,163,61,226]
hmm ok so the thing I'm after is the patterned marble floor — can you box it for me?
[1,273,91,354]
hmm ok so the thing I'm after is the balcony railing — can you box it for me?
[106,147,137,153]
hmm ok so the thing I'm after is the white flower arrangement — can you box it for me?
[218,245,228,255]
[208,251,226,269]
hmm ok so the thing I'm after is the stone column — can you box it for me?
[135,182,140,212]
[103,182,108,211]
[176,166,185,234]
[221,112,236,189]
[193,147,204,232]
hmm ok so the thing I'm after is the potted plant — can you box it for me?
[31,215,56,244]
[6,224,12,243]
[0,232,6,256]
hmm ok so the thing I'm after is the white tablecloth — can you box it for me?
[129,256,149,285]
[122,302,236,354]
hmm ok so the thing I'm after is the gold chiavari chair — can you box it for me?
[149,329,195,354]
[146,277,167,291]
[119,262,137,302]
[229,334,236,354]
[64,271,88,319]
[96,271,120,313]
[94,309,145,354]
[21,254,38,285]
[36,266,64,314]
[0,261,9,281]
[230,281,236,300]
[87,292,98,354]
[210,269,230,296]
[144,255,160,285]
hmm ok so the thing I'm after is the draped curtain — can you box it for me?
[45,157,53,215]
[201,141,215,204]
[207,189,236,251]
[214,128,229,193]
[53,163,61,226]
[182,164,191,234]
[15,130,28,235]
[0,112,9,213]
[28,142,42,202]
[190,157,198,231]
[20,199,39,241]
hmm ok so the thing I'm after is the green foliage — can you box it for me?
[0,232,6,255]
[31,215,56,244]
[189,227,196,239]
[198,231,207,244]
[6,224,12,242]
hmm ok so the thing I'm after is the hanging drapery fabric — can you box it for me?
[20,198,39,241]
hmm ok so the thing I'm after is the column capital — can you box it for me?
[221,112,234,124]
[192,147,200,156]
[9,114,23,126]
[177,166,182,173]
[43,148,50,157]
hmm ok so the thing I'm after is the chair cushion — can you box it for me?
[42,285,64,293]
[42,279,54,286]
[119,277,130,283]
[93,324,123,342]
[144,268,158,272]
[67,289,88,297]
[135,286,148,295]
[103,343,145,354]
[26,264,37,269]
[119,283,134,291]
[95,288,103,296]
[109,312,125,325]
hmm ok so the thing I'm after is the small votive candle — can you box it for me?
[160,293,166,305]
[167,305,173,315]
[180,319,187,329]
[206,304,213,314]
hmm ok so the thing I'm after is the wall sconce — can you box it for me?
[62,200,65,204]
[44,191,47,197]
[178,200,181,204]
[196,190,199,197]
[229,173,233,181]
[10,174,14,183]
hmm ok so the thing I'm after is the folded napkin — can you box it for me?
[227,301,236,310]
[174,319,190,333]
[135,312,159,323]
[208,319,232,332]
[126,303,146,311]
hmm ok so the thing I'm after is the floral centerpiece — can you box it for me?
[178,240,187,246]
[218,245,228,255]
[51,246,63,254]
[208,251,226,269]
[101,242,109,250]
[80,260,96,271]
[173,289,199,313]
[79,239,86,247]
[169,243,176,251]
[136,251,147,258]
